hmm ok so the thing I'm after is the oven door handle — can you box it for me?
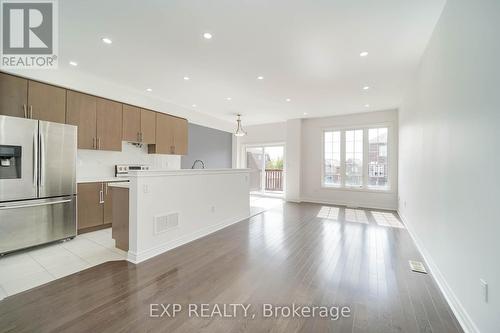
[0,199,72,210]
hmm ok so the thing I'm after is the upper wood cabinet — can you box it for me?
[148,113,188,155]
[172,117,188,155]
[0,73,66,122]
[28,81,66,123]
[122,105,156,144]
[148,113,173,154]
[0,72,28,118]
[122,104,156,144]
[1,72,186,154]
[66,91,97,150]
[122,104,141,142]
[140,109,156,144]
[66,92,122,151]
[96,98,122,151]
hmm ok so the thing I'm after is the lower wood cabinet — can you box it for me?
[77,182,113,233]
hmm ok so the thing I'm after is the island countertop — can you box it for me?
[127,168,250,177]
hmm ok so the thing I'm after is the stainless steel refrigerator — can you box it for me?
[0,115,77,255]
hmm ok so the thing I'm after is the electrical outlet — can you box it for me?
[480,279,488,303]
[143,184,149,193]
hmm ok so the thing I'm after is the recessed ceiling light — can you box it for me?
[226,97,232,101]
[146,88,152,92]
[285,98,291,102]
[257,76,264,80]
[69,61,78,66]
[101,37,112,44]
[192,104,197,108]
[303,112,308,115]
[363,86,370,90]
[360,51,369,57]
[183,76,190,81]
[203,32,212,39]
[364,104,370,108]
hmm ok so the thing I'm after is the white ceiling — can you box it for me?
[58,0,445,125]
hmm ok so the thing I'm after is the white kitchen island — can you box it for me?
[125,169,250,263]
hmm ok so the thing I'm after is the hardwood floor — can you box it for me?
[0,202,462,333]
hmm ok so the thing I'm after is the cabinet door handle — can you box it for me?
[29,105,33,119]
[105,183,108,195]
[99,183,104,203]
[92,137,96,149]
[23,104,27,118]
[97,137,101,150]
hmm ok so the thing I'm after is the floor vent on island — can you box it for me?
[154,213,179,234]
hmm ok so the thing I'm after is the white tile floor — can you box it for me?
[0,228,126,300]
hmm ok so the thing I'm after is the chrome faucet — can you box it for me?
[191,160,205,169]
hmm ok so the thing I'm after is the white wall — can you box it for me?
[398,0,500,332]
[77,143,180,180]
[301,110,398,210]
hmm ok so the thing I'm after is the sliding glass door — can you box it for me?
[245,145,284,194]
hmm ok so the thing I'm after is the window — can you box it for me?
[323,131,341,186]
[345,129,363,187]
[323,126,390,190]
[368,128,388,188]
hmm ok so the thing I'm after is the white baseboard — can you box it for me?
[127,212,250,264]
[301,196,396,211]
[397,210,479,333]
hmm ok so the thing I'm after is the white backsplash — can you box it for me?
[77,142,181,180]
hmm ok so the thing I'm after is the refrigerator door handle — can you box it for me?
[39,131,44,187]
[0,199,72,210]
[33,131,38,188]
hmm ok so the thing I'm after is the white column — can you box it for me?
[285,119,302,202]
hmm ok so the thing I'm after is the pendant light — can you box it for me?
[234,114,247,137]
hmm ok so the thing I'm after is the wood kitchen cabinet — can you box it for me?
[122,105,156,144]
[0,73,66,122]
[122,104,141,142]
[140,109,156,144]
[148,113,188,155]
[103,183,113,225]
[0,72,28,118]
[96,98,122,151]
[77,183,104,231]
[27,80,66,123]
[66,90,97,149]
[67,92,123,151]
[77,182,114,233]
[172,116,188,155]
